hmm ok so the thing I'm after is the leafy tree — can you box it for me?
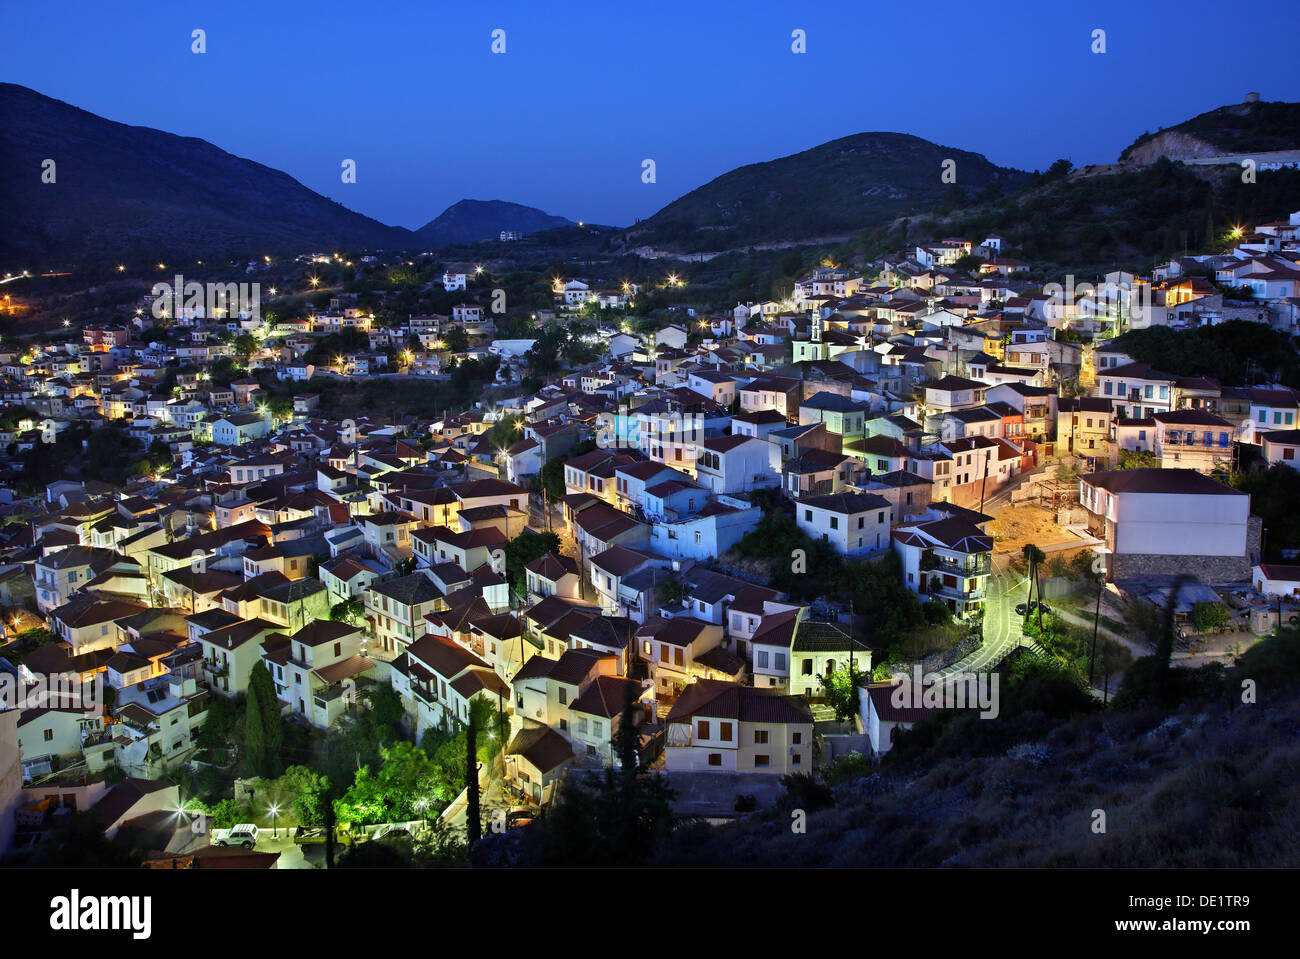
[335,740,441,826]
[233,332,258,362]
[1234,465,1300,560]
[539,454,567,502]
[1117,448,1160,470]
[365,684,406,744]
[1191,601,1231,632]
[486,414,526,450]
[442,326,469,353]
[820,662,869,722]
[330,598,364,625]
[264,765,331,828]
[503,529,560,595]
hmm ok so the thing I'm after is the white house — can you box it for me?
[795,490,893,556]
[1253,564,1300,598]
[1079,469,1254,580]
[693,435,779,495]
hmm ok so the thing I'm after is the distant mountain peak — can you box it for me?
[414,199,574,247]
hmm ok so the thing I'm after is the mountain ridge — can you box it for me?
[0,82,417,267]
[616,131,1030,253]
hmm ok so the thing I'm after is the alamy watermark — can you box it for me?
[151,274,260,322]
[0,670,104,714]
[891,666,1000,719]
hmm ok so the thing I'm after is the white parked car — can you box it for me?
[211,823,259,849]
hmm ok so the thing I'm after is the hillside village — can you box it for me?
[2,204,1300,866]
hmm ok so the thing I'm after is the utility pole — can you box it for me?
[978,447,991,514]
[1087,570,1104,688]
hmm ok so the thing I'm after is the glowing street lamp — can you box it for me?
[309,276,320,288]
[268,804,280,839]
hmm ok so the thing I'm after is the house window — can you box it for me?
[775,652,786,671]
[756,650,769,669]
[754,729,769,745]
[558,688,567,705]
[698,720,711,739]
[719,723,733,742]
[707,753,722,767]
[801,658,813,675]
[43,729,53,741]
[754,755,770,768]
[792,732,802,745]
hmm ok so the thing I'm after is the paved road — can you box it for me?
[938,557,1034,677]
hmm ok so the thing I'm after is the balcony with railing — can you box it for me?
[203,658,229,679]
[1161,430,1233,450]
[928,580,986,603]
[921,550,991,577]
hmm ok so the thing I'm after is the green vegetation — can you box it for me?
[651,633,1300,866]
[244,662,285,778]
[855,161,1300,271]
[1021,611,1133,682]
[329,598,365,625]
[503,529,560,597]
[1191,601,1231,633]
[1115,320,1300,387]
[1121,100,1300,160]
[1116,448,1160,470]
[729,499,926,647]
[539,438,596,501]
[623,132,1026,252]
[820,662,869,722]
[520,767,678,867]
[1233,465,1300,560]
[334,740,447,826]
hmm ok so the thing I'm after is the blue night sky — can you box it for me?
[4,0,1297,230]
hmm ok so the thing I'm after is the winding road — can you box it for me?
[937,556,1039,677]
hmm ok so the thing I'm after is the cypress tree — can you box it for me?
[465,706,481,845]
[246,662,283,778]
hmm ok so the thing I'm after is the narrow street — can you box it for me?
[938,558,1031,677]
